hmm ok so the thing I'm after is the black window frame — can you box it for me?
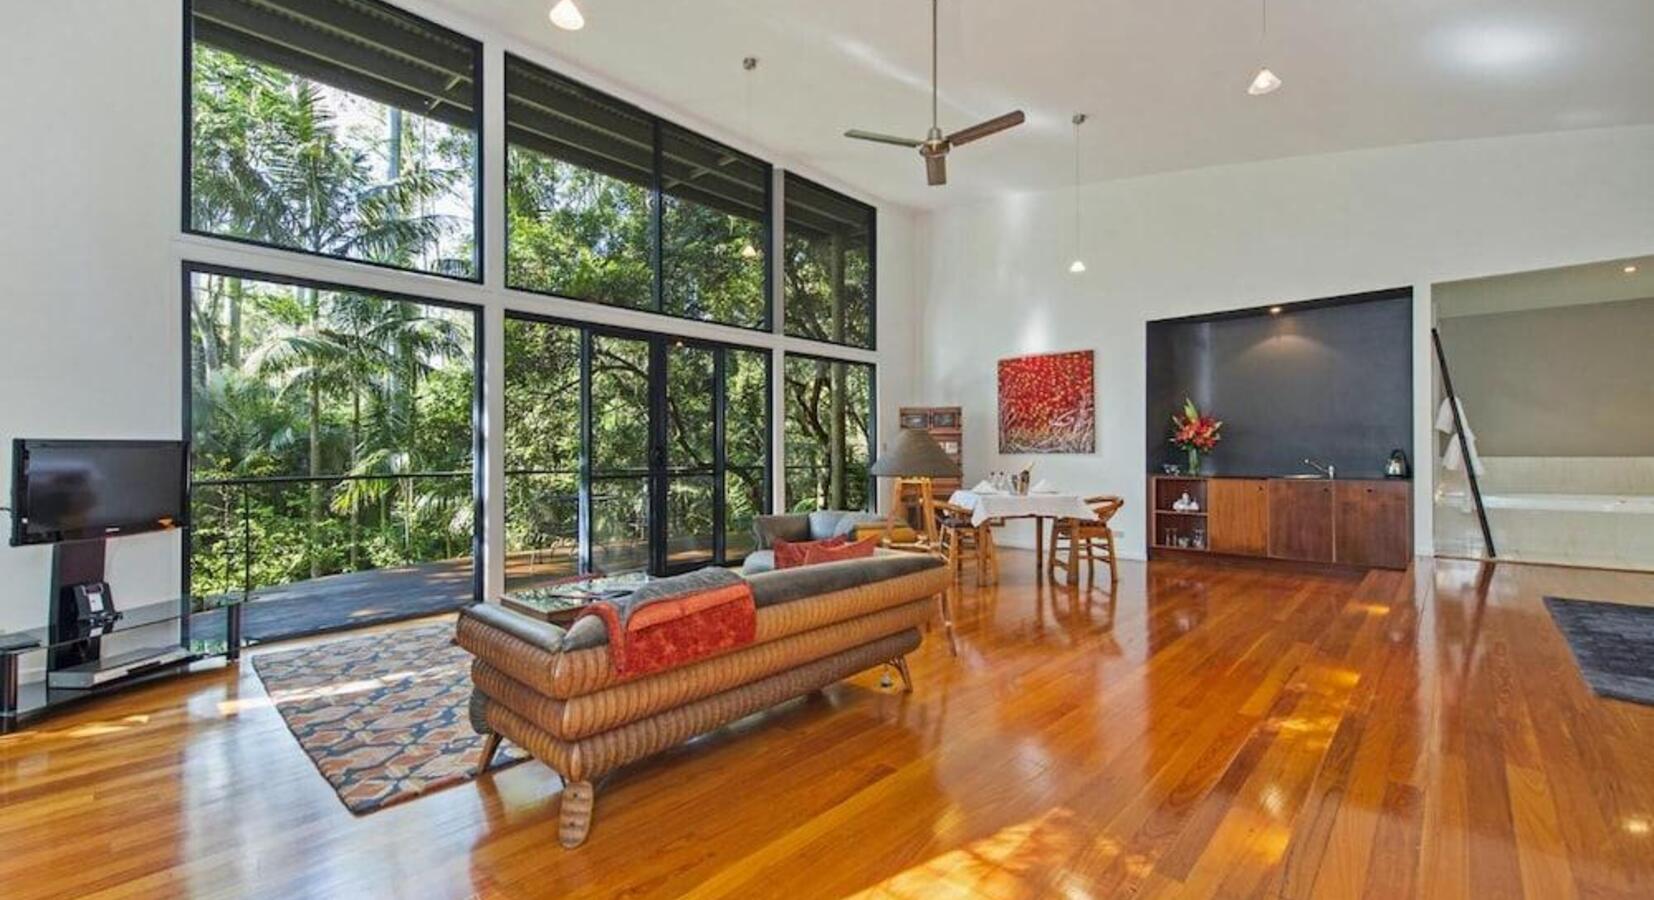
[178,260,488,609]
[782,172,878,351]
[503,53,774,334]
[781,350,879,512]
[181,0,487,284]
[503,309,775,575]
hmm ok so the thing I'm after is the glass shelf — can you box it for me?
[1,595,243,731]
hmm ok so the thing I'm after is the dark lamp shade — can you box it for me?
[870,429,961,478]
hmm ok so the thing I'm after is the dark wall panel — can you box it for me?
[1146,292,1412,479]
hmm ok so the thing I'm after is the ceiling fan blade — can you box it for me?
[845,129,924,148]
[946,110,1026,147]
[926,154,947,186]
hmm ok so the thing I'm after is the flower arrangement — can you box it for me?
[1170,398,1223,475]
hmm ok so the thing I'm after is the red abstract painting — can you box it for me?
[998,350,1095,453]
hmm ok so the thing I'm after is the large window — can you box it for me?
[506,56,770,330]
[186,0,482,279]
[784,175,875,349]
[784,355,875,512]
[505,315,772,588]
[186,266,481,640]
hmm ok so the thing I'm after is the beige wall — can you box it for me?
[1436,296,1654,456]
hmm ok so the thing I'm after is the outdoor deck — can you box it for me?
[193,552,581,644]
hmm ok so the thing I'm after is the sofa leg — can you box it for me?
[892,656,914,693]
[475,732,503,775]
[559,780,597,848]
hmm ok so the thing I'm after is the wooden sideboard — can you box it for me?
[1150,475,1412,569]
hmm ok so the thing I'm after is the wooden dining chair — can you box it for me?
[931,499,998,584]
[1049,496,1125,586]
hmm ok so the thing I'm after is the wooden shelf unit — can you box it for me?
[1148,475,1412,569]
[896,407,962,526]
[1151,476,1212,551]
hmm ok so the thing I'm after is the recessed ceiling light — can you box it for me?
[1625,265,1640,274]
[549,0,584,31]
[1269,306,1284,315]
[1069,259,1087,274]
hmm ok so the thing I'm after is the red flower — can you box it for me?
[1170,399,1223,453]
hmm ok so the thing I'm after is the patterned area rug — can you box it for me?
[252,621,526,814]
[1545,596,1654,706]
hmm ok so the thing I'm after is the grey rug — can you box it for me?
[1544,597,1654,706]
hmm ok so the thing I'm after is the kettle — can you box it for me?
[1385,449,1410,479]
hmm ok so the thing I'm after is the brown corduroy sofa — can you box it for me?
[455,552,950,847]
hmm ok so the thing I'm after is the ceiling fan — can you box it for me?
[844,0,1025,186]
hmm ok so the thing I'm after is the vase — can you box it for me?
[1186,448,1201,475]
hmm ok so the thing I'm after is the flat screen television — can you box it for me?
[9,439,190,546]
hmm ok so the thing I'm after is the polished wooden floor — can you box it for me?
[3,554,1653,899]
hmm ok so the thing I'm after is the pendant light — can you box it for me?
[739,56,760,260]
[1067,113,1087,274]
[549,0,584,31]
[1247,0,1281,95]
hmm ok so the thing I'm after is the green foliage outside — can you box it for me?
[188,40,874,600]
[188,44,478,599]
[189,273,476,600]
[190,45,477,277]
[784,358,874,513]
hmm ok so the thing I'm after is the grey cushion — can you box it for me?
[752,514,811,549]
[549,553,944,651]
[834,512,888,538]
[804,510,887,540]
[745,553,944,609]
[741,550,776,575]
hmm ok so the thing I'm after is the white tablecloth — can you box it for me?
[949,490,1099,527]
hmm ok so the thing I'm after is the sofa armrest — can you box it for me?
[460,602,567,652]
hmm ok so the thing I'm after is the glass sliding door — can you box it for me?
[505,314,771,586]
[663,341,717,570]
[502,318,581,588]
[723,348,772,562]
[589,333,654,575]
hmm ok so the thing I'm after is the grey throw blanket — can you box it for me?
[610,567,746,628]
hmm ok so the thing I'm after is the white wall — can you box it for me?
[0,0,922,634]
[917,125,1654,558]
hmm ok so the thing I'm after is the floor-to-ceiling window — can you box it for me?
[505,315,772,588]
[783,355,876,513]
[781,173,877,512]
[180,0,880,622]
[186,266,481,642]
[186,0,482,279]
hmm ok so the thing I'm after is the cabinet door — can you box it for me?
[1335,481,1412,569]
[1210,479,1269,556]
[1268,480,1335,562]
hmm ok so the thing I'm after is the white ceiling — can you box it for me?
[441,0,1654,210]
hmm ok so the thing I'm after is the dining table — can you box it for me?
[948,489,1099,578]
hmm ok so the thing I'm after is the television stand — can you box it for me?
[0,594,242,733]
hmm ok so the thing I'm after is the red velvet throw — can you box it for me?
[801,534,882,566]
[773,535,846,569]
[578,581,757,679]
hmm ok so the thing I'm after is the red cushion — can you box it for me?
[800,534,882,566]
[773,536,846,569]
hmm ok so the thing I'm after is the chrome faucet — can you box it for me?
[1303,458,1336,479]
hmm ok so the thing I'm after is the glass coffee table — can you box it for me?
[499,572,652,626]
